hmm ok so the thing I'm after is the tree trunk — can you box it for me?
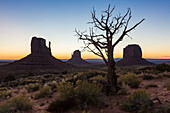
[107,43,118,94]
[107,59,117,93]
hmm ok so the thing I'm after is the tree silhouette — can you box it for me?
[76,5,144,94]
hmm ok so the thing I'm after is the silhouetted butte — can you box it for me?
[116,44,153,66]
[67,50,90,66]
[2,36,72,70]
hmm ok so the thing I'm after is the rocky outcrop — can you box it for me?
[2,36,72,70]
[67,50,90,66]
[116,44,153,66]
[123,44,142,58]
[31,37,51,55]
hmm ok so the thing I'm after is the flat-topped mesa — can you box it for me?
[123,44,142,59]
[67,50,90,66]
[116,44,153,66]
[31,36,51,55]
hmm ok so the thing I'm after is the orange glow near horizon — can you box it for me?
[1,52,170,60]
[0,47,170,60]
[0,54,28,60]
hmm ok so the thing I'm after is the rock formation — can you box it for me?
[116,44,153,66]
[2,36,72,70]
[67,50,90,66]
[123,44,142,59]
[31,37,51,55]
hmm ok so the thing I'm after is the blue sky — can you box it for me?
[0,0,170,59]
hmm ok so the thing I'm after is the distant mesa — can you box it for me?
[2,36,72,70]
[116,44,153,66]
[67,50,90,66]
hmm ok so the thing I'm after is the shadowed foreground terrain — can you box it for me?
[0,64,170,113]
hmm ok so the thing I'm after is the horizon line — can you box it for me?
[1,58,170,61]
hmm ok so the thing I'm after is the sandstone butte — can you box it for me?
[1,36,73,70]
[116,44,154,66]
[67,50,90,66]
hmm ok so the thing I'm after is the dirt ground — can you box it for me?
[0,72,170,113]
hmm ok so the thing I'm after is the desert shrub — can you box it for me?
[19,80,37,86]
[89,75,106,81]
[0,81,17,88]
[74,81,103,109]
[48,82,75,112]
[143,75,154,80]
[68,71,106,85]
[83,71,106,79]
[156,63,170,72]
[119,73,141,88]
[46,81,57,89]
[121,89,150,113]
[43,74,53,78]
[47,99,75,113]
[146,84,158,88]
[0,95,32,113]
[57,82,75,101]
[34,86,52,99]
[0,87,7,91]
[0,91,12,100]
[26,83,40,92]
[62,71,68,74]
[4,75,15,82]
[40,102,45,106]
[49,81,103,112]
[117,85,128,95]
[162,104,170,113]
[151,104,170,113]
[166,80,170,90]
[58,75,64,78]
[163,74,170,78]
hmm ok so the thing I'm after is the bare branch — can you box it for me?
[111,8,131,36]
[75,29,108,65]
[112,18,145,48]
[126,18,145,33]
[76,5,144,67]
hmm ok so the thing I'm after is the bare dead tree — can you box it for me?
[75,5,145,94]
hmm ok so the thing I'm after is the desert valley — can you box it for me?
[0,0,170,113]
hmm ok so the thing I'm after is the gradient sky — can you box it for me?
[0,0,170,59]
